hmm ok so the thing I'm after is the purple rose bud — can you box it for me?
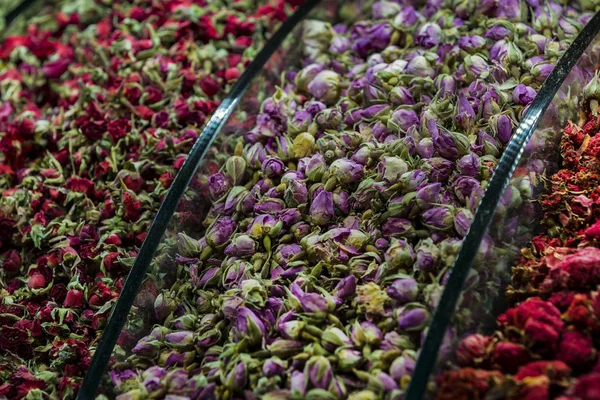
[337,348,362,370]
[454,208,474,237]
[316,108,343,129]
[295,64,325,94]
[456,94,476,130]
[422,207,454,231]
[485,24,512,40]
[308,71,341,105]
[268,339,305,358]
[390,352,416,381]
[389,86,415,106]
[301,292,329,314]
[381,331,414,351]
[457,153,480,177]
[494,114,513,144]
[195,328,221,348]
[333,275,357,298]
[453,176,482,204]
[415,183,442,210]
[282,179,308,208]
[235,307,266,346]
[290,371,306,396]
[393,6,419,29]
[165,331,194,349]
[245,142,267,168]
[384,238,415,270]
[310,189,335,226]
[278,318,305,340]
[280,208,302,227]
[397,305,430,331]
[329,158,364,184]
[306,356,333,390]
[305,153,327,182]
[263,358,286,378]
[386,278,418,305]
[321,327,353,352]
[333,189,350,214]
[225,156,247,186]
[373,1,401,19]
[464,55,490,81]
[416,138,435,158]
[390,109,420,132]
[513,84,536,105]
[132,339,160,358]
[262,158,285,178]
[375,372,398,391]
[248,214,283,238]
[274,243,302,265]
[531,62,555,82]
[426,157,454,182]
[430,120,469,159]
[458,35,486,52]
[224,235,256,257]
[377,156,409,184]
[206,217,237,247]
[400,169,428,192]
[435,74,456,97]
[208,172,231,201]
[406,55,434,78]
[382,218,414,237]
[329,36,351,53]
[415,238,440,272]
[416,23,442,48]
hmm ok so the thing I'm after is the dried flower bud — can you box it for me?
[308,71,341,105]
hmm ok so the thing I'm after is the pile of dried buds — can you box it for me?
[437,81,600,400]
[0,0,297,397]
[104,1,600,399]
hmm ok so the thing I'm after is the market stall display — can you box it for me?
[3,0,600,399]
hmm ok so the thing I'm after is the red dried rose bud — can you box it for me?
[519,382,550,400]
[104,233,122,246]
[456,334,494,367]
[27,273,46,289]
[492,342,531,373]
[584,220,600,241]
[199,76,220,97]
[514,360,571,382]
[543,247,600,291]
[436,368,504,400]
[224,68,241,81]
[572,373,600,400]
[1,249,21,274]
[557,331,595,368]
[64,289,85,308]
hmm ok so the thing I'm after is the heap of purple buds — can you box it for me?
[110,0,600,399]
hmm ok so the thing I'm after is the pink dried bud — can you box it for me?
[456,334,494,367]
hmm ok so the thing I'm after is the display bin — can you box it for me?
[406,11,600,400]
[78,1,369,397]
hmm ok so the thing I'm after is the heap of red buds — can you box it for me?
[0,0,297,398]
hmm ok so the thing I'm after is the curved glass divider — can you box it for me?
[406,11,600,400]
[75,0,367,397]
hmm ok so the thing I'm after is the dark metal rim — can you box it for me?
[76,1,322,398]
[405,10,600,400]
